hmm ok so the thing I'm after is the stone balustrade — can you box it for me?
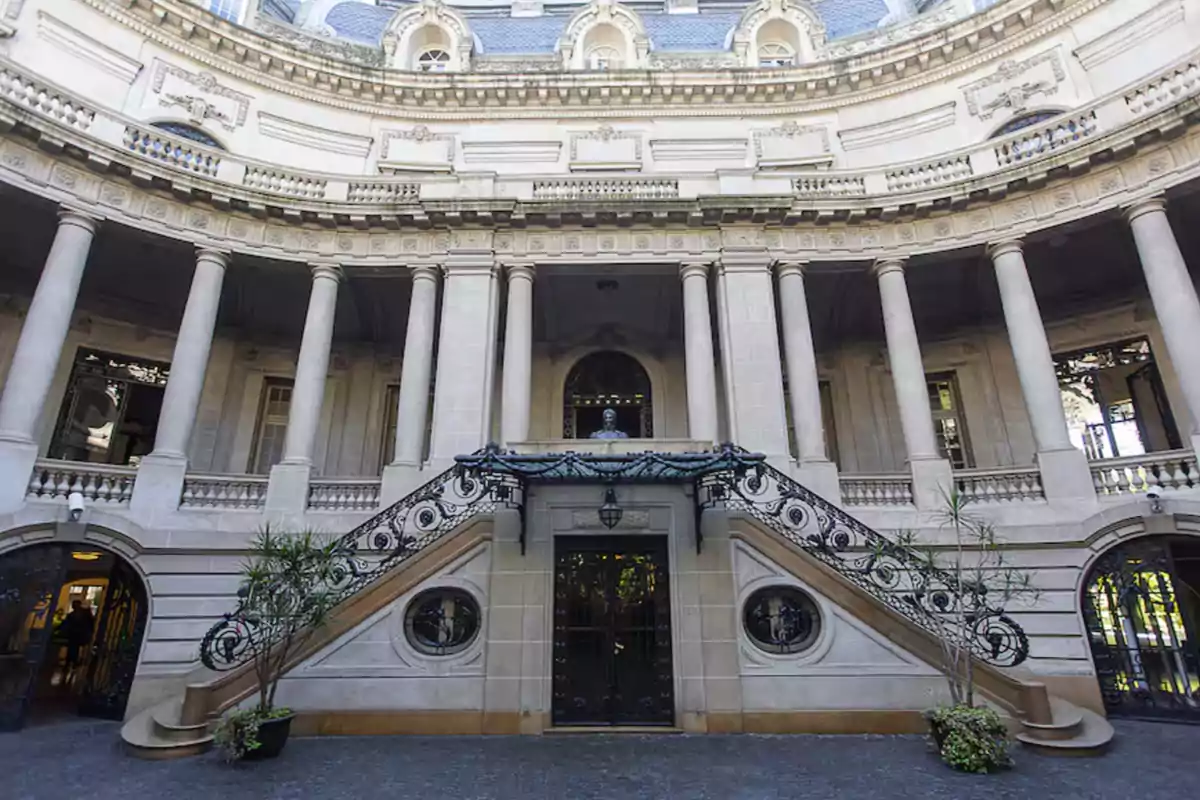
[123,126,221,177]
[347,181,421,204]
[307,478,382,512]
[1126,60,1200,117]
[885,156,973,193]
[180,474,269,509]
[531,179,680,201]
[955,466,1046,503]
[0,67,94,132]
[839,474,915,507]
[993,111,1098,167]
[793,175,866,197]
[243,167,328,199]
[1090,451,1200,496]
[27,460,136,506]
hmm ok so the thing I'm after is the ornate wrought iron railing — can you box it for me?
[199,462,523,672]
[694,451,1030,668]
[199,444,1028,673]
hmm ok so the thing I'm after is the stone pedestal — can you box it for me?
[379,462,430,507]
[910,457,954,512]
[0,438,38,514]
[265,461,313,519]
[129,453,187,517]
[792,459,840,506]
[1036,448,1099,507]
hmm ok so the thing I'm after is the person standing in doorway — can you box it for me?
[61,600,94,687]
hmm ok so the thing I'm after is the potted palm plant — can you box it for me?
[213,527,340,762]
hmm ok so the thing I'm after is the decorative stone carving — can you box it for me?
[558,0,650,70]
[732,0,827,67]
[150,61,250,132]
[382,0,474,72]
[962,51,1067,121]
[753,121,831,169]
[569,125,643,171]
[378,126,455,173]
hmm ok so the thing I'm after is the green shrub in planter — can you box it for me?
[213,707,295,762]
[924,705,1013,774]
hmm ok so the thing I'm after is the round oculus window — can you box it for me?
[742,586,821,655]
[404,588,481,656]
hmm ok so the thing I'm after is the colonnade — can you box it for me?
[0,196,1197,513]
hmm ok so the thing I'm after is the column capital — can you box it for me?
[871,257,907,278]
[679,261,711,281]
[503,261,536,282]
[195,247,231,269]
[309,262,344,283]
[987,238,1024,259]
[717,253,772,274]
[57,205,100,234]
[409,264,441,283]
[1124,195,1168,224]
[774,259,810,279]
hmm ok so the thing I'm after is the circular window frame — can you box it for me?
[742,585,822,655]
[403,587,482,657]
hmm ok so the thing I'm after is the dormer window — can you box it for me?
[587,46,623,71]
[417,49,451,73]
[758,42,795,68]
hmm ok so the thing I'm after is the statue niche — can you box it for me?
[563,350,652,438]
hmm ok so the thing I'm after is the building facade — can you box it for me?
[0,0,1198,750]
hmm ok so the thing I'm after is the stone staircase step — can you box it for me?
[1017,702,1114,757]
[122,699,213,760]
[1019,696,1084,741]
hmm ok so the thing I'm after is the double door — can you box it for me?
[552,536,674,727]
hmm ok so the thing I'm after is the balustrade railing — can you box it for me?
[181,474,268,509]
[243,167,327,199]
[1090,451,1200,496]
[885,156,972,193]
[27,460,136,505]
[793,175,866,197]
[531,179,679,201]
[839,474,915,507]
[955,466,1045,503]
[1126,60,1200,117]
[124,126,221,176]
[308,478,381,512]
[346,181,420,203]
[993,111,1098,166]
[0,68,94,132]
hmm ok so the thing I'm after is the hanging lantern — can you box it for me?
[598,485,623,530]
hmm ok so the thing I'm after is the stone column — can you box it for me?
[714,246,790,460]
[1126,197,1200,453]
[775,260,839,501]
[131,248,229,516]
[428,260,501,466]
[680,262,719,444]
[0,207,97,513]
[500,263,535,446]
[989,239,1093,502]
[266,263,342,515]
[873,258,950,509]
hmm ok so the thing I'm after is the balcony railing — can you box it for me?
[839,474,915,507]
[1090,451,1200,496]
[308,478,382,512]
[27,460,136,506]
[955,466,1045,503]
[180,473,269,510]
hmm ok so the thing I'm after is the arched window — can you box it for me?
[416,49,451,73]
[990,111,1062,138]
[587,45,623,71]
[758,42,795,68]
[150,122,223,150]
[563,351,652,438]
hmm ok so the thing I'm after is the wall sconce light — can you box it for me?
[598,485,623,530]
[1147,491,1164,515]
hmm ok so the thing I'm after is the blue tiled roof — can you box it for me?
[469,16,569,55]
[642,13,739,52]
[813,0,889,40]
[260,0,301,24]
[326,2,396,44]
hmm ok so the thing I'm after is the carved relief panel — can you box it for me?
[149,61,250,132]
[753,121,833,169]
[961,50,1069,122]
[568,125,643,171]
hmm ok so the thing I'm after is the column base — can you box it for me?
[910,457,953,512]
[790,459,840,506]
[1036,448,1099,509]
[380,462,429,506]
[129,453,187,519]
[265,461,313,519]
[0,437,38,515]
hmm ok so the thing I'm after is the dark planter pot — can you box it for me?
[927,718,949,750]
[244,714,295,761]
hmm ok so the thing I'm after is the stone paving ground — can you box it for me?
[2,718,1196,800]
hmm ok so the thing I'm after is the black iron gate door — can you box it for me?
[552,536,674,726]
[1083,535,1200,721]
[78,557,148,720]
[0,544,70,731]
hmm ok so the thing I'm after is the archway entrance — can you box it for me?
[1082,535,1200,721]
[0,542,148,731]
[563,351,652,439]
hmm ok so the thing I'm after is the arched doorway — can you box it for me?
[1082,535,1200,721]
[0,542,148,730]
[562,351,653,438]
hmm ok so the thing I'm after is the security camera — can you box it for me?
[67,491,84,522]
[1147,491,1164,515]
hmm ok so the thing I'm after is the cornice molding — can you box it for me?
[71,0,1107,120]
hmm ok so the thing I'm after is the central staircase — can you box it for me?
[121,445,1113,757]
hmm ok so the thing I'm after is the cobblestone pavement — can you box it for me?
[3,718,1196,800]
